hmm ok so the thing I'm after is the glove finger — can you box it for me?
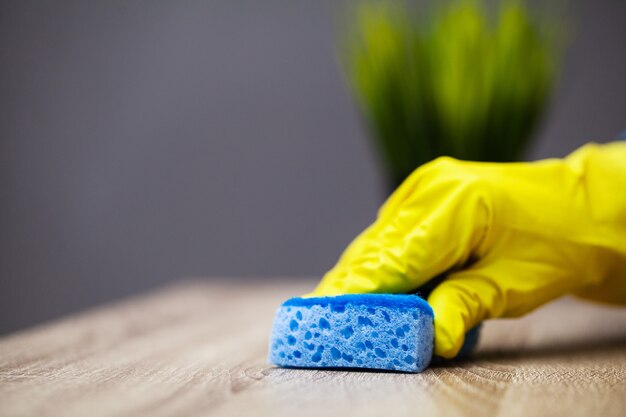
[312,158,492,296]
[427,268,504,358]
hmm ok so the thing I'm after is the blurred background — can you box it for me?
[1,0,625,334]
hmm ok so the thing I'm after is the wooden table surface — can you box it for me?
[1,279,625,417]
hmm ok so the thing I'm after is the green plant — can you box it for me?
[340,0,562,188]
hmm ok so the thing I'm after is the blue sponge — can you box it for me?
[268,294,434,372]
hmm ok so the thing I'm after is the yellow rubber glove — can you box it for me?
[309,142,626,358]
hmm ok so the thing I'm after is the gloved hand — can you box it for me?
[308,142,626,358]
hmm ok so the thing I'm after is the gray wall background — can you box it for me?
[1,0,625,334]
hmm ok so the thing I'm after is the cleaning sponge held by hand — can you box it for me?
[268,294,434,372]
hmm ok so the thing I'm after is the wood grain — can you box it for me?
[1,279,625,417]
